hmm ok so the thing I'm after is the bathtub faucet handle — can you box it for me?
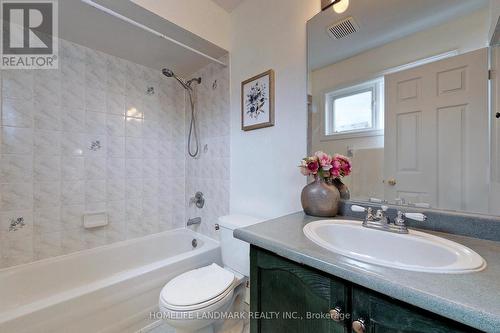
[190,191,205,208]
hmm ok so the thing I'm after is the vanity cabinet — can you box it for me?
[250,246,482,333]
[250,247,348,333]
[351,287,478,333]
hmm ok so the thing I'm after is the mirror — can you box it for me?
[307,0,499,216]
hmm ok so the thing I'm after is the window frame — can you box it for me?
[323,78,384,141]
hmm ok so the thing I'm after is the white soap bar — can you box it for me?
[83,212,108,229]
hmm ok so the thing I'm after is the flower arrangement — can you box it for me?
[300,151,352,181]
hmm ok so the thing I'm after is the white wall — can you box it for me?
[229,0,320,218]
[131,0,231,50]
[311,8,490,158]
[490,0,500,42]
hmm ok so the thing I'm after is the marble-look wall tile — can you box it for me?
[34,70,61,107]
[0,37,197,269]
[1,127,33,154]
[34,155,61,181]
[107,136,126,158]
[185,57,230,240]
[106,114,125,137]
[2,70,34,100]
[61,132,86,156]
[34,207,62,234]
[34,130,61,155]
[85,111,106,134]
[0,183,33,211]
[61,107,86,133]
[62,157,85,181]
[2,98,34,128]
[35,104,61,131]
[34,182,61,209]
[34,231,63,260]
[0,154,33,183]
[61,181,85,205]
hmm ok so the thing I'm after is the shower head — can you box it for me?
[162,68,201,91]
[162,68,191,90]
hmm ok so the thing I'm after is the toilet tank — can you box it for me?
[218,215,263,277]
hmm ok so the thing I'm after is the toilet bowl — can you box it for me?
[159,264,244,333]
[158,215,262,333]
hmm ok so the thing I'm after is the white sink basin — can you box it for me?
[303,220,486,273]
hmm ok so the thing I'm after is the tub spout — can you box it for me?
[187,217,201,226]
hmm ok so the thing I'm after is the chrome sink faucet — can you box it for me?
[351,205,427,234]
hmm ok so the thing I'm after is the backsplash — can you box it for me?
[185,56,230,240]
[340,200,500,242]
[0,39,187,268]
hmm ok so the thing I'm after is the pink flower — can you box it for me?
[306,160,319,174]
[333,154,352,177]
[315,151,333,171]
[299,160,311,176]
[330,159,341,178]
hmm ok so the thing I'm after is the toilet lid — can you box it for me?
[161,264,235,307]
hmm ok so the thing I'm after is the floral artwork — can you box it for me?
[300,151,352,181]
[241,70,274,131]
[245,81,267,119]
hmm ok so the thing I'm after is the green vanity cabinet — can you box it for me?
[250,246,349,333]
[250,246,482,333]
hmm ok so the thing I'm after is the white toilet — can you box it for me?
[159,215,262,333]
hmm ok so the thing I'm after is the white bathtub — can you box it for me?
[0,229,221,333]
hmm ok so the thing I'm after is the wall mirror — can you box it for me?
[307,0,500,216]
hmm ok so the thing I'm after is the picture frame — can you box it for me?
[241,69,275,131]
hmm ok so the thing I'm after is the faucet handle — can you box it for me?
[404,212,427,222]
[352,205,375,222]
[351,205,367,212]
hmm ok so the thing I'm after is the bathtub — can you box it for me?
[0,229,221,333]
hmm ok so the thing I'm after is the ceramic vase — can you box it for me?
[301,177,341,217]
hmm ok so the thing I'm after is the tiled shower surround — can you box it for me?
[185,56,230,240]
[0,39,229,268]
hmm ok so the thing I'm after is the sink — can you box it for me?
[303,220,486,273]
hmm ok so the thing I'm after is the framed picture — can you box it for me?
[241,69,275,131]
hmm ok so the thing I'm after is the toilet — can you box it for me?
[159,215,262,333]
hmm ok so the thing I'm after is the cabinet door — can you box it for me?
[351,287,482,333]
[250,246,349,333]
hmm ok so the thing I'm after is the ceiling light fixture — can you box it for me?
[332,0,349,14]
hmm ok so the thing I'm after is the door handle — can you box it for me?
[386,178,397,186]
